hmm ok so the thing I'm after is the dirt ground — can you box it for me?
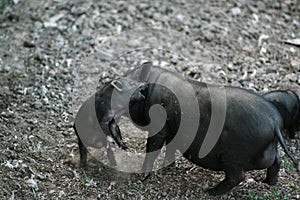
[0,0,299,199]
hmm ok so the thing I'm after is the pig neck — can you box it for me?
[95,85,115,123]
[128,88,150,126]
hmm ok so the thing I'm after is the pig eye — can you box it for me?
[111,80,123,92]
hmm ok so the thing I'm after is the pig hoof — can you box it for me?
[206,187,227,196]
[161,163,176,174]
[122,146,130,151]
[263,178,278,185]
[164,161,176,169]
[142,172,151,181]
[80,165,87,172]
[80,162,87,169]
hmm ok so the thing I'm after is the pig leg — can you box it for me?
[106,141,117,167]
[78,138,88,168]
[108,119,128,150]
[263,153,281,185]
[288,128,296,139]
[141,129,168,179]
[163,148,176,167]
[163,142,176,168]
[107,119,129,167]
[207,167,245,195]
[160,144,176,176]
[74,124,88,168]
[252,141,280,185]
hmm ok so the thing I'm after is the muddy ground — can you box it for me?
[0,0,300,199]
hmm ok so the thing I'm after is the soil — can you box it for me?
[0,0,299,199]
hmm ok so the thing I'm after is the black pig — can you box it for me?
[74,77,146,168]
[125,62,298,195]
[263,90,300,138]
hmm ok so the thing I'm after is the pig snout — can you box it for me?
[130,83,147,102]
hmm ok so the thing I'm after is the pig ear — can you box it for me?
[111,80,123,92]
[139,62,152,81]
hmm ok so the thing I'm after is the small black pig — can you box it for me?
[263,90,300,138]
[125,62,298,195]
[74,77,146,168]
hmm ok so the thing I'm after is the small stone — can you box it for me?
[1,86,10,94]
[203,31,214,42]
[35,101,43,109]
[231,7,241,16]
[291,60,300,70]
[252,13,259,23]
[97,50,113,61]
[127,5,136,13]
[59,190,65,198]
[247,178,255,183]
[33,48,44,61]
[44,21,57,28]
[153,13,162,21]
[49,190,56,194]
[176,14,185,21]
[289,47,296,53]
[227,63,234,70]
[160,61,169,68]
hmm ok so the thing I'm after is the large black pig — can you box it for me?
[263,90,300,139]
[74,77,146,168]
[125,62,298,195]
